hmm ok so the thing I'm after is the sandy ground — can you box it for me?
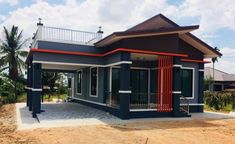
[1,104,235,144]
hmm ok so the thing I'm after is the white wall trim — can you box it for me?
[181,67,195,99]
[89,67,98,97]
[105,61,132,67]
[173,64,182,68]
[32,60,132,68]
[172,91,182,94]
[118,90,132,94]
[130,109,157,112]
[180,103,204,106]
[31,88,43,91]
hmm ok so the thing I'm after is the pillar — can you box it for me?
[172,57,181,117]
[198,63,204,112]
[119,52,131,119]
[26,64,30,107]
[28,62,33,111]
[32,63,42,118]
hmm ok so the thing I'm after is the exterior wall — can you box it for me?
[37,41,102,53]
[179,39,204,60]
[33,51,127,66]
[102,34,179,54]
[181,62,199,104]
[73,67,106,103]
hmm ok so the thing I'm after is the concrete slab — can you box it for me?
[16,102,121,130]
[16,102,235,130]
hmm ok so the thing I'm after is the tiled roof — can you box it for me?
[204,67,235,81]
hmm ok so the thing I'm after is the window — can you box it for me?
[90,67,98,96]
[77,71,82,94]
[181,68,193,98]
[130,69,148,104]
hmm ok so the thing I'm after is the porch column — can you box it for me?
[26,64,30,107]
[32,63,42,118]
[198,63,204,112]
[119,52,131,119]
[172,57,181,117]
[28,62,33,111]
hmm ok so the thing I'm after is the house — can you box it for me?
[25,14,222,119]
[204,67,235,91]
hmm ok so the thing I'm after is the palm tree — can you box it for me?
[211,47,220,91]
[0,25,28,99]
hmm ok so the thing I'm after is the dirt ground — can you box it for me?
[0,104,235,144]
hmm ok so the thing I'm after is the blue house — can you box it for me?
[25,14,222,119]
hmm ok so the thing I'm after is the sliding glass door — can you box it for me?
[130,69,148,107]
[110,68,149,108]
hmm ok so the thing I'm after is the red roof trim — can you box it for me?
[28,48,188,60]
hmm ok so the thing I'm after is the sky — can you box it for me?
[0,0,235,73]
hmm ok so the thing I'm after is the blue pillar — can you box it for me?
[198,63,204,112]
[172,57,181,117]
[32,63,42,118]
[28,62,33,111]
[119,52,131,119]
[26,64,30,107]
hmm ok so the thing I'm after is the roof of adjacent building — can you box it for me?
[95,13,222,58]
[204,67,235,82]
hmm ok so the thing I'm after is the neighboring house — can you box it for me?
[25,14,222,119]
[204,67,235,91]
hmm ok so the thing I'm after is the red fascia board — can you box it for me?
[181,58,211,63]
[27,47,188,62]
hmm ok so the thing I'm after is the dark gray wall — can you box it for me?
[181,62,199,104]
[74,67,106,103]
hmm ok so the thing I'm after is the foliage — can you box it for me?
[42,72,61,91]
[204,76,213,91]
[42,72,67,95]
[0,73,15,104]
[204,91,233,110]
[0,25,28,81]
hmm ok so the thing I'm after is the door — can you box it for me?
[130,69,149,108]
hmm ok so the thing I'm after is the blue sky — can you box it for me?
[0,0,235,73]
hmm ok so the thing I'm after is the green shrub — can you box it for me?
[204,91,232,110]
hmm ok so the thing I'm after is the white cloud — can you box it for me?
[178,0,235,35]
[220,47,235,57]
[0,0,177,45]
[206,47,235,74]
[1,0,235,74]
[0,0,19,6]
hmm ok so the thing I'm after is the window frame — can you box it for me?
[181,67,194,99]
[76,69,83,95]
[90,67,98,97]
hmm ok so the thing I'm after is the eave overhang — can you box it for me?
[95,25,199,47]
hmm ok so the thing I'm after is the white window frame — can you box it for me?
[181,67,195,99]
[90,67,98,97]
[76,69,83,95]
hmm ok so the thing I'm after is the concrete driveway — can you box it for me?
[16,102,235,130]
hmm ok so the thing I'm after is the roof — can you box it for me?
[204,67,235,82]
[95,25,199,47]
[95,13,222,58]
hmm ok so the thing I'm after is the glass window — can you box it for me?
[90,67,98,96]
[130,69,148,104]
[181,69,193,97]
[77,71,82,94]
[111,68,120,104]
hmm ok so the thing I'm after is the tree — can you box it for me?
[0,25,28,100]
[211,47,220,91]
